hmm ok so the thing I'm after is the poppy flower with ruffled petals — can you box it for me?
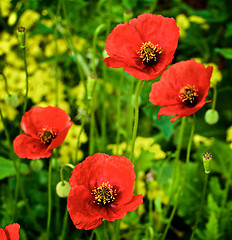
[13,106,73,159]
[0,223,20,240]
[149,60,213,122]
[104,13,179,80]
[67,153,143,230]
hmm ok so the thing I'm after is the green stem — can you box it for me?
[190,173,209,240]
[47,158,53,240]
[113,219,121,240]
[126,77,135,155]
[74,100,89,163]
[161,115,196,240]
[211,84,217,110]
[89,92,96,155]
[116,71,124,154]
[0,108,11,145]
[159,117,186,230]
[103,221,109,240]
[60,163,75,184]
[1,72,10,95]
[129,80,144,162]
[59,209,69,240]
[21,46,29,117]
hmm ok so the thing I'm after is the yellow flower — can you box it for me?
[176,14,190,38]
[70,82,86,109]
[107,142,127,156]
[193,134,214,148]
[0,0,12,17]
[189,15,209,30]
[226,126,232,149]
[59,124,88,164]
[18,10,40,30]
[45,36,68,57]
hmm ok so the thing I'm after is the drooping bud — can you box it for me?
[123,10,133,22]
[17,26,26,48]
[87,74,97,100]
[203,152,212,174]
[56,181,71,198]
[30,159,44,172]
[5,94,19,108]
[205,109,219,125]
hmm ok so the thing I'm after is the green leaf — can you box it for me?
[204,212,220,240]
[215,48,232,59]
[0,157,29,180]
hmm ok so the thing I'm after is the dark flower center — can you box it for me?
[91,181,117,205]
[137,41,163,64]
[179,85,198,105]
[39,129,56,145]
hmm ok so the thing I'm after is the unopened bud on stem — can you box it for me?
[17,26,26,48]
[203,152,212,174]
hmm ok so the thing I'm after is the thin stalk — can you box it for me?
[126,77,135,155]
[0,108,11,145]
[158,117,186,230]
[21,46,29,117]
[103,221,109,240]
[116,71,124,154]
[129,80,144,162]
[59,209,69,240]
[211,84,217,110]
[46,158,53,240]
[113,219,121,240]
[89,92,96,155]
[74,101,89,164]
[161,115,196,240]
[190,173,209,240]
[1,72,10,94]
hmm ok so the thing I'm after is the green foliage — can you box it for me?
[0,157,29,180]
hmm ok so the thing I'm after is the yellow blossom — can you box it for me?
[0,0,12,17]
[176,14,190,38]
[147,180,168,204]
[189,15,209,30]
[193,134,214,148]
[18,10,40,30]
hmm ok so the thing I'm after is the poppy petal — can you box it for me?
[13,134,52,159]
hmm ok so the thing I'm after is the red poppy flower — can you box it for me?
[67,153,143,230]
[0,223,20,240]
[104,13,179,81]
[149,60,213,122]
[13,106,73,159]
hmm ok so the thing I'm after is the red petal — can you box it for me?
[103,194,143,221]
[104,57,125,68]
[105,23,142,67]
[0,229,7,240]
[13,134,52,159]
[67,185,102,230]
[21,106,72,138]
[4,223,20,240]
[129,14,179,49]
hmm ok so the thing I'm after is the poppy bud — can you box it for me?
[203,152,212,174]
[87,74,97,100]
[205,109,219,125]
[17,26,26,48]
[30,159,44,171]
[5,94,19,108]
[56,181,71,198]
[123,10,133,22]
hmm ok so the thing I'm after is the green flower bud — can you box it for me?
[205,109,219,125]
[17,26,26,48]
[56,181,71,198]
[123,10,133,22]
[203,152,212,174]
[5,94,19,108]
[30,159,44,172]
[87,74,97,100]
